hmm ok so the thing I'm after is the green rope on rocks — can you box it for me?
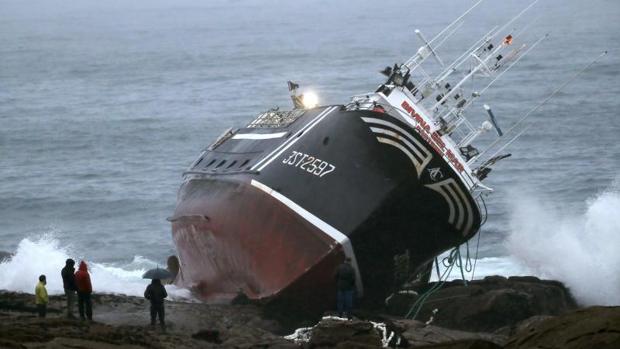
[406,244,475,320]
[405,230,485,320]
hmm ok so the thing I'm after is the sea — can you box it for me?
[1,0,619,305]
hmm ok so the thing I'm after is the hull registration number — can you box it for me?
[281,151,336,178]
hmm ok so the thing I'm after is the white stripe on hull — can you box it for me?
[375,137,425,177]
[425,178,474,236]
[251,106,337,171]
[232,132,288,140]
[362,116,474,237]
[250,179,364,296]
[362,117,432,177]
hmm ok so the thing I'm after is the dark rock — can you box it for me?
[392,319,506,347]
[400,275,577,332]
[385,291,419,317]
[231,290,251,305]
[493,315,553,337]
[0,339,26,349]
[191,329,221,343]
[309,318,383,348]
[220,325,298,348]
[504,306,620,349]
[412,339,503,349]
[0,290,63,314]
[481,275,508,284]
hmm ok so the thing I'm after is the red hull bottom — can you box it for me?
[172,178,345,310]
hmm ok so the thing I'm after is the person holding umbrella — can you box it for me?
[143,267,171,330]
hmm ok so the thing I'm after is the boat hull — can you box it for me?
[172,177,343,306]
[171,105,482,309]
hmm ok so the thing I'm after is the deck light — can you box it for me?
[302,91,319,109]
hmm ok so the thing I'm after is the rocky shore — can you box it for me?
[1,276,618,348]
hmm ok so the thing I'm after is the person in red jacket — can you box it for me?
[74,261,93,320]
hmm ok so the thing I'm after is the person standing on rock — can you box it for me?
[335,257,356,319]
[74,261,93,320]
[144,278,168,329]
[61,258,77,318]
[35,275,49,318]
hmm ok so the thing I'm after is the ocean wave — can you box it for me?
[505,178,620,306]
[0,234,192,300]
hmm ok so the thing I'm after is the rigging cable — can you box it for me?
[406,247,464,320]
[476,50,608,163]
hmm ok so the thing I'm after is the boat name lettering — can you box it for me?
[401,100,465,173]
[282,151,336,177]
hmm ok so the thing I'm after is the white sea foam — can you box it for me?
[0,235,192,300]
[430,253,532,284]
[505,181,620,306]
[430,181,620,307]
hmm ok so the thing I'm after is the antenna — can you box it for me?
[490,0,540,42]
[414,29,444,67]
[435,25,499,83]
[431,16,544,111]
[454,33,549,115]
[474,51,609,163]
[427,0,486,46]
[404,0,486,69]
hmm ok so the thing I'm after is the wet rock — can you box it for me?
[0,290,63,314]
[392,319,506,347]
[1,282,611,349]
[412,339,503,349]
[191,329,221,343]
[493,315,553,337]
[385,291,419,317]
[504,306,620,349]
[308,318,383,348]
[0,290,292,348]
[394,276,577,332]
[219,325,298,348]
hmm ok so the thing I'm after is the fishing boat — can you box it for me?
[169,0,586,311]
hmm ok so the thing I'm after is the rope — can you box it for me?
[470,229,483,280]
[405,235,484,320]
[406,248,459,320]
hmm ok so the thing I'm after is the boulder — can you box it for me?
[385,291,419,316]
[309,318,383,348]
[191,329,221,344]
[391,276,577,332]
[411,339,502,349]
[504,306,620,349]
[219,325,298,348]
[392,319,506,347]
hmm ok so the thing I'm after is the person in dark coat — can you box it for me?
[61,258,77,318]
[144,279,167,329]
[335,257,356,319]
[74,261,93,320]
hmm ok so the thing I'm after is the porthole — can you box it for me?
[216,160,226,168]
[206,159,217,167]
[240,159,250,168]
[227,160,237,169]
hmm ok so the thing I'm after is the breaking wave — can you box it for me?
[0,235,192,300]
[506,180,620,306]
